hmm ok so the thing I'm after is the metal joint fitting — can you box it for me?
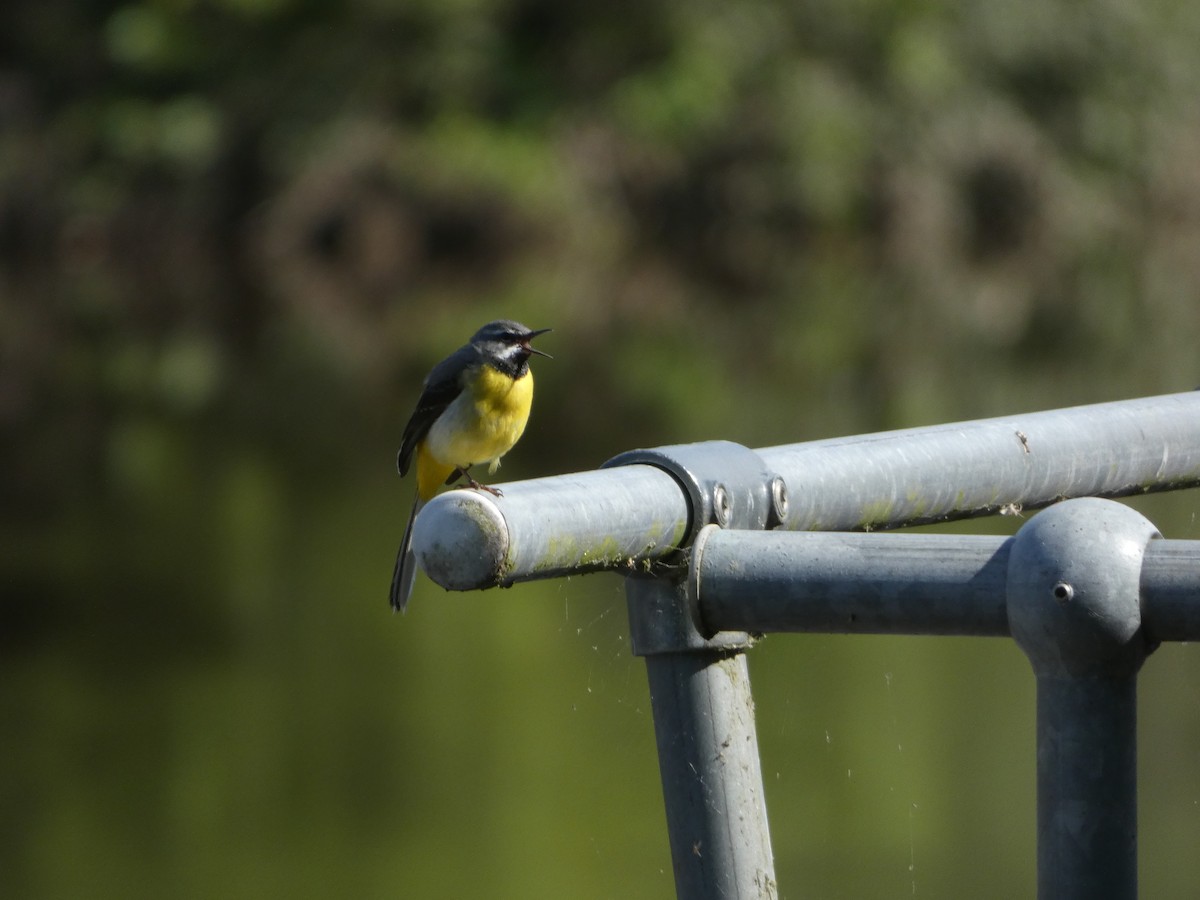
[1008,497,1161,678]
[604,440,786,541]
[604,441,782,656]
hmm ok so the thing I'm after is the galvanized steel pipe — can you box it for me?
[412,392,1200,592]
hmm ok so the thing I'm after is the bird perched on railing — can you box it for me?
[389,319,552,613]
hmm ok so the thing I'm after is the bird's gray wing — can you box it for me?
[396,344,478,476]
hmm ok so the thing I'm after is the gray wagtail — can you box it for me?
[389,320,551,612]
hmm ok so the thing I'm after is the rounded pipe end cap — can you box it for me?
[412,490,511,591]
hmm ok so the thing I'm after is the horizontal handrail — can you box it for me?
[411,391,1200,591]
[689,528,1200,642]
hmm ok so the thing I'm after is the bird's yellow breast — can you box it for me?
[418,365,534,497]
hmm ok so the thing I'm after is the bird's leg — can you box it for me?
[451,466,503,497]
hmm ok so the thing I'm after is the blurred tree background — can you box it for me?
[3,0,1200,896]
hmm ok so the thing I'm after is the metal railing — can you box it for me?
[411,391,1200,899]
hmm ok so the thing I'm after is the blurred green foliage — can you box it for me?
[3,0,1200,896]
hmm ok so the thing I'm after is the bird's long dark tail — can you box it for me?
[390,496,426,613]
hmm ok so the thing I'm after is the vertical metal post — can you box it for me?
[606,440,783,897]
[1007,498,1160,899]
[1032,675,1138,897]
[627,576,777,900]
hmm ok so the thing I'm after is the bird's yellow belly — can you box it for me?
[424,366,534,472]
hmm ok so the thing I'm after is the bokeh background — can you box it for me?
[4,0,1200,896]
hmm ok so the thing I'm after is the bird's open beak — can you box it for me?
[525,328,553,359]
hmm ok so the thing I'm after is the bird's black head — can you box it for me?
[471,319,552,376]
